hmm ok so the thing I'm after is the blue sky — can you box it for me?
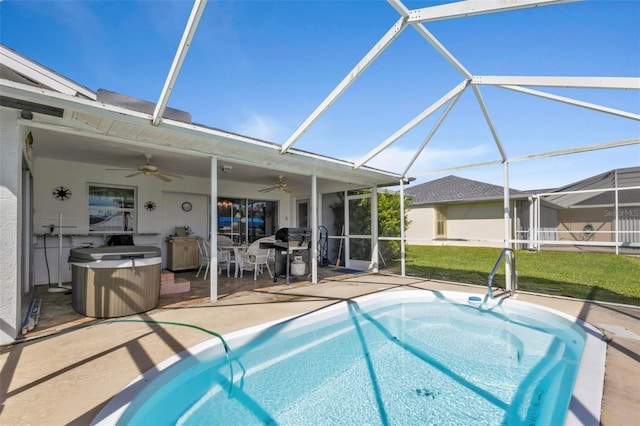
[1,0,638,190]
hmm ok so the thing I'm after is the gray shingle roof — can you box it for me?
[547,166,640,207]
[405,175,527,205]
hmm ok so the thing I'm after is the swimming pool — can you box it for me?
[92,290,606,425]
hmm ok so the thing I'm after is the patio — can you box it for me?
[1,273,638,425]
[20,265,360,341]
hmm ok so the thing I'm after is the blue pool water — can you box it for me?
[93,290,605,425]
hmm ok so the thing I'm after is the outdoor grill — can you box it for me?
[263,227,312,283]
[274,227,312,249]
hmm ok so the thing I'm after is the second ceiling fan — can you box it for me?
[259,175,295,193]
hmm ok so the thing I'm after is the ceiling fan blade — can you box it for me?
[106,168,137,171]
[259,187,276,193]
[160,171,183,178]
[126,172,144,178]
[154,173,172,182]
[283,187,294,193]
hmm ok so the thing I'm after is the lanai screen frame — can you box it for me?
[154,0,638,292]
[275,0,639,287]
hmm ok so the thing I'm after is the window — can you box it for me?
[435,206,447,238]
[88,185,135,233]
[297,200,309,228]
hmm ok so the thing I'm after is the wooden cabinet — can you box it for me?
[166,237,199,271]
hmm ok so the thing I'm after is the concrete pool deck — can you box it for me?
[1,273,638,425]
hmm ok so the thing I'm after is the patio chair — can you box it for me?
[196,238,211,280]
[196,238,230,279]
[217,234,237,276]
[238,236,275,280]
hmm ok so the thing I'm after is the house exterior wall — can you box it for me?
[31,158,296,285]
[0,108,22,344]
[446,201,506,247]
[406,204,435,245]
[407,201,509,248]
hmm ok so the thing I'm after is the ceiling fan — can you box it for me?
[106,154,183,182]
[259,175,295,193]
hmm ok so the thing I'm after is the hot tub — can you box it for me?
[69,246,161,318]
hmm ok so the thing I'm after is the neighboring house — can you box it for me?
[542,167,640,247]
[404,168,640,250]
[404,175,539,248]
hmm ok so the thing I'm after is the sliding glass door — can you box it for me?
[217,198,278,244]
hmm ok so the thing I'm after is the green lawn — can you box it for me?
[386,246,640,306]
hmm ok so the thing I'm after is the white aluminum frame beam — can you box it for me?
[354,80,470,169]
[407,0,578,24]
[410,137,640,178]
[508,137,640,162]
[152,0,207,126]
[279,16,409,154]
[387,0,471,78]
[472,75,640,89]
[472,85,507,160]
[402,90,464,176]
[499,85,640,121]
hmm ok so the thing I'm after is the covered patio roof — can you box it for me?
[1,47,403,193]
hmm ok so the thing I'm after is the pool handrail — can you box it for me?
[488,248,517,298]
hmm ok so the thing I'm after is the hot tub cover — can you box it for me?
[69,246,161,261]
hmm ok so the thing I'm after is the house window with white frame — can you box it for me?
[88,184,136,233]
[435,205,447,238]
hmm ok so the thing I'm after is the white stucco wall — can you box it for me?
[406,201,510,248]
[0,108,21,343]
[406,205,435,245]
[447,202,506,247]
[30,158,296,284]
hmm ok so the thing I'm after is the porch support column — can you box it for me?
[343,190,348,268]
[311,174,318,284]
[371,184,379,273]
[210,156,218,301]
[400,179,406,277]
[503,161,512,291]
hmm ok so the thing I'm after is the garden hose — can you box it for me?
[101,319,235,396]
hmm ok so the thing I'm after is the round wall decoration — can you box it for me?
[144,201,156,211]
[52,186,72,201]
[181,201,193,212]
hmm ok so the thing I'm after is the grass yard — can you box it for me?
[386,246,640,306]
